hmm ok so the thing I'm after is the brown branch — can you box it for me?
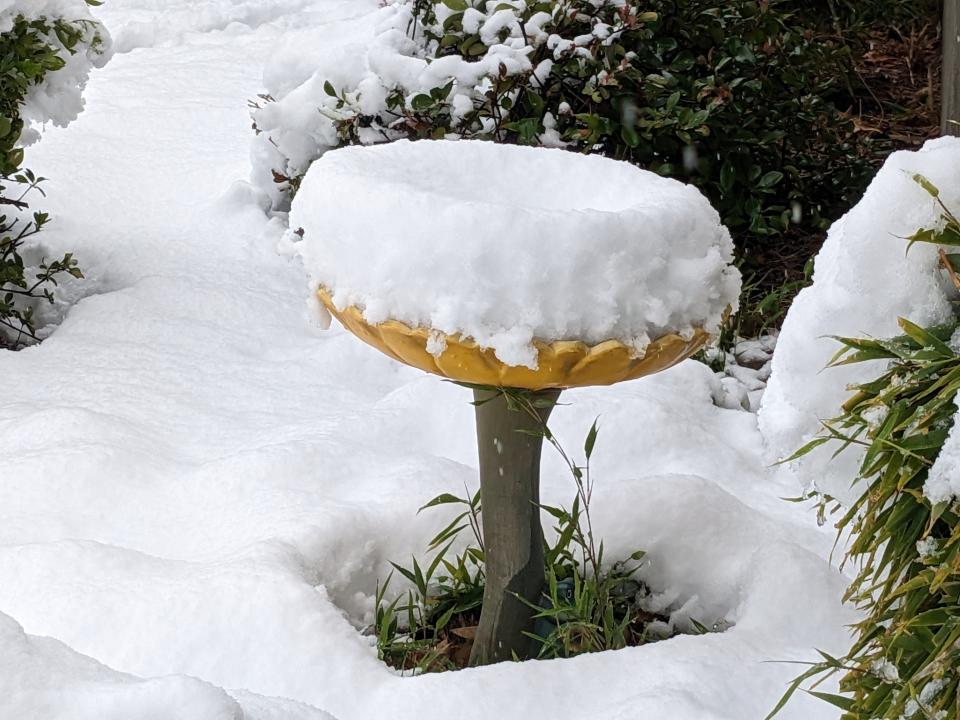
[0,197,28,210]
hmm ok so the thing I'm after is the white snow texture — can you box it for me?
[927,398,960,504]
[0,611,336,720]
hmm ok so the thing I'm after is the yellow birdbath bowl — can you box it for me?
[317,286,712,390]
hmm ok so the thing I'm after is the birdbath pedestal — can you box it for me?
[291,139,740,666]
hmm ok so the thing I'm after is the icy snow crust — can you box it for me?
[759,137,960,503]
[0,1,854,719]
[292,140,740,368]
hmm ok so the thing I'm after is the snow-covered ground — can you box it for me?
[0,2,865,719]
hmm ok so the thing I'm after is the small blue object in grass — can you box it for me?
[532,578,575,642]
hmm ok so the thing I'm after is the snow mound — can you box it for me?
[0,610,333,720]
[290,139,741,368]
[759,137,960,501]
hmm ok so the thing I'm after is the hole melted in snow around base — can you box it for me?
[310,364,848,686]
[328,479,751,677]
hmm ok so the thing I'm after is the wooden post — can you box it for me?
[469,387,561,666]
[945,0,960,136]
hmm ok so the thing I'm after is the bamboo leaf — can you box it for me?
[912,173,940,198]
[584,418,600,460]
[419,493,466,513]
[805,691,854,711]
[898,317,954,357]
[776,436,831,464]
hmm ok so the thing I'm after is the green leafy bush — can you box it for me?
[0,2,108,347]
[264,0,873,243]
[772,185,960,719]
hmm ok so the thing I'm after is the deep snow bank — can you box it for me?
[0,611,242,720]
[290,140,740,368]
[759,137,960,501]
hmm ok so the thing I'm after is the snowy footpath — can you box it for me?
[1,2,854,719]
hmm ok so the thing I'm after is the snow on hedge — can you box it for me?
[250,0,453,208]
[2,0,112,146]
[289,139,741,368]
[759,137,960,503]
[250,0,631,209]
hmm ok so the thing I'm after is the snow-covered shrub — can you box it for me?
[0,0,111,347]
[775,334,960,718]
[252,0,868,241]
[771,183,960,719]
[0,0,110,171]
[759,138,960,503]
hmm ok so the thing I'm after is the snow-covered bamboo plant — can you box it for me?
[772,182,960,720]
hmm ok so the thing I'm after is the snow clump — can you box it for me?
[870,659,900,683]
[916,536,940,560]
[289,139,741,368]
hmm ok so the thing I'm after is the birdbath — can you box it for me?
[290,139,740,666]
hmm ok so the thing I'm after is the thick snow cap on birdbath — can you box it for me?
[291,140,740,386]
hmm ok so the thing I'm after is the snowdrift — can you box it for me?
[760,137,960,502]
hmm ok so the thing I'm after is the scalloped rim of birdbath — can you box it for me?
[317,286,713,389]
